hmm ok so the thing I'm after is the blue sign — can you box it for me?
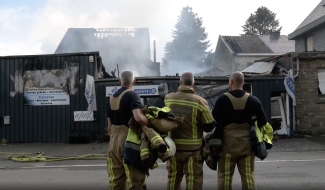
[111,87,118,94]
[285,75,295,96]
[284,71,296,106]
[106,85,159,97]
[134,88,157,95]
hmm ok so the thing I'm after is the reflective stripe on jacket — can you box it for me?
[164,85,215,151]
[254,121,273,149]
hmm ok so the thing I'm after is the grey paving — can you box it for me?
[1,136,325,190]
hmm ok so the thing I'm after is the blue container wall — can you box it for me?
[0,52,98,143]
[94,77,286,137]
[251,79,286,123]
[1,62,286,143]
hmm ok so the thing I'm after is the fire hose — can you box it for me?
[0,152,107,162]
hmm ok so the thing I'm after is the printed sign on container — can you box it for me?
[74,111,94,121]
[24,88,70,106]
[106,85,159,97]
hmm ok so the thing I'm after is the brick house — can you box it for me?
[287,0,325,135]
[294,52,325,135]
[241,51,325,135]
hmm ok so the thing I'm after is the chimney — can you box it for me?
[153,40,156,63]
[270,30,280,41]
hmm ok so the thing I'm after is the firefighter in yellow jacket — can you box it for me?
[212,72,267,190]
[107,70,149,190]
[164,72,216,190]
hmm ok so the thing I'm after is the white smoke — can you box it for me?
[0,0,320,70]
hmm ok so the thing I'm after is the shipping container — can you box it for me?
[0,52,100,143]
[0,52,287,142]
[95,76,288,138]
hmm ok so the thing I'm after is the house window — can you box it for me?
[306,36,313,51]
[318,69,325,94]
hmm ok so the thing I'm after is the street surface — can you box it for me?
[1,152,325,190]
[1,137,325,190]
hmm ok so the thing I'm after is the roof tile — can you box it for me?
[295,0,325,31]
[258,35,295,53]
[222,36,273,53]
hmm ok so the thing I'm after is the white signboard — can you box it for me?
[85,75,97,111]
[24,88,70,106]
[106,85,159,97]
[106,86,120,97]
[74,111,94,121]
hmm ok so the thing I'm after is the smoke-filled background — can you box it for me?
[54,28,154,77]
[0,0,320,76]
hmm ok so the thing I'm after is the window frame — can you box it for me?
[306,35,314,52]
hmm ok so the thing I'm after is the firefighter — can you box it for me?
[212,72,267,190]
[107,70,149,190]
[164,72,216,190]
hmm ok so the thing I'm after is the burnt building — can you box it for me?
[0,50,286,143]
[55,28,160,77]
[198,33,295,76]
[0,52,101,143]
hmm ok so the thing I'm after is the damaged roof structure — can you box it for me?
[197,32,295,77]
[242,53,293,76]
[194,35,294,116]
[55,28,160,77]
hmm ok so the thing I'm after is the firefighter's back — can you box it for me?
[165,90,205,152]
[164,72,215,190]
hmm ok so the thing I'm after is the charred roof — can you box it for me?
[55,28,157,76]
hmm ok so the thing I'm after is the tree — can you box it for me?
[164,6,211,70]
[242,6,281,36]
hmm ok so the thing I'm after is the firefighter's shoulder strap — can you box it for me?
[109,89,131,111]
[224,92,250,110]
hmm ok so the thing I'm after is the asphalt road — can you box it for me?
[1,151,325,190]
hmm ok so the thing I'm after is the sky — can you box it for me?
[0,0,322,64]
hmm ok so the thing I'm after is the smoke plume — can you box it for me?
[0,0,320,76]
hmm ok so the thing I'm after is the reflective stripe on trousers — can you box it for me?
[107,125,146,190]
[107,158,115,190]
[218,152,256,190]
[167,151,203,190]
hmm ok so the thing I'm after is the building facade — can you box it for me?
[294,52,325,135]
[198,33,294,76]
[289,0,325,52]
